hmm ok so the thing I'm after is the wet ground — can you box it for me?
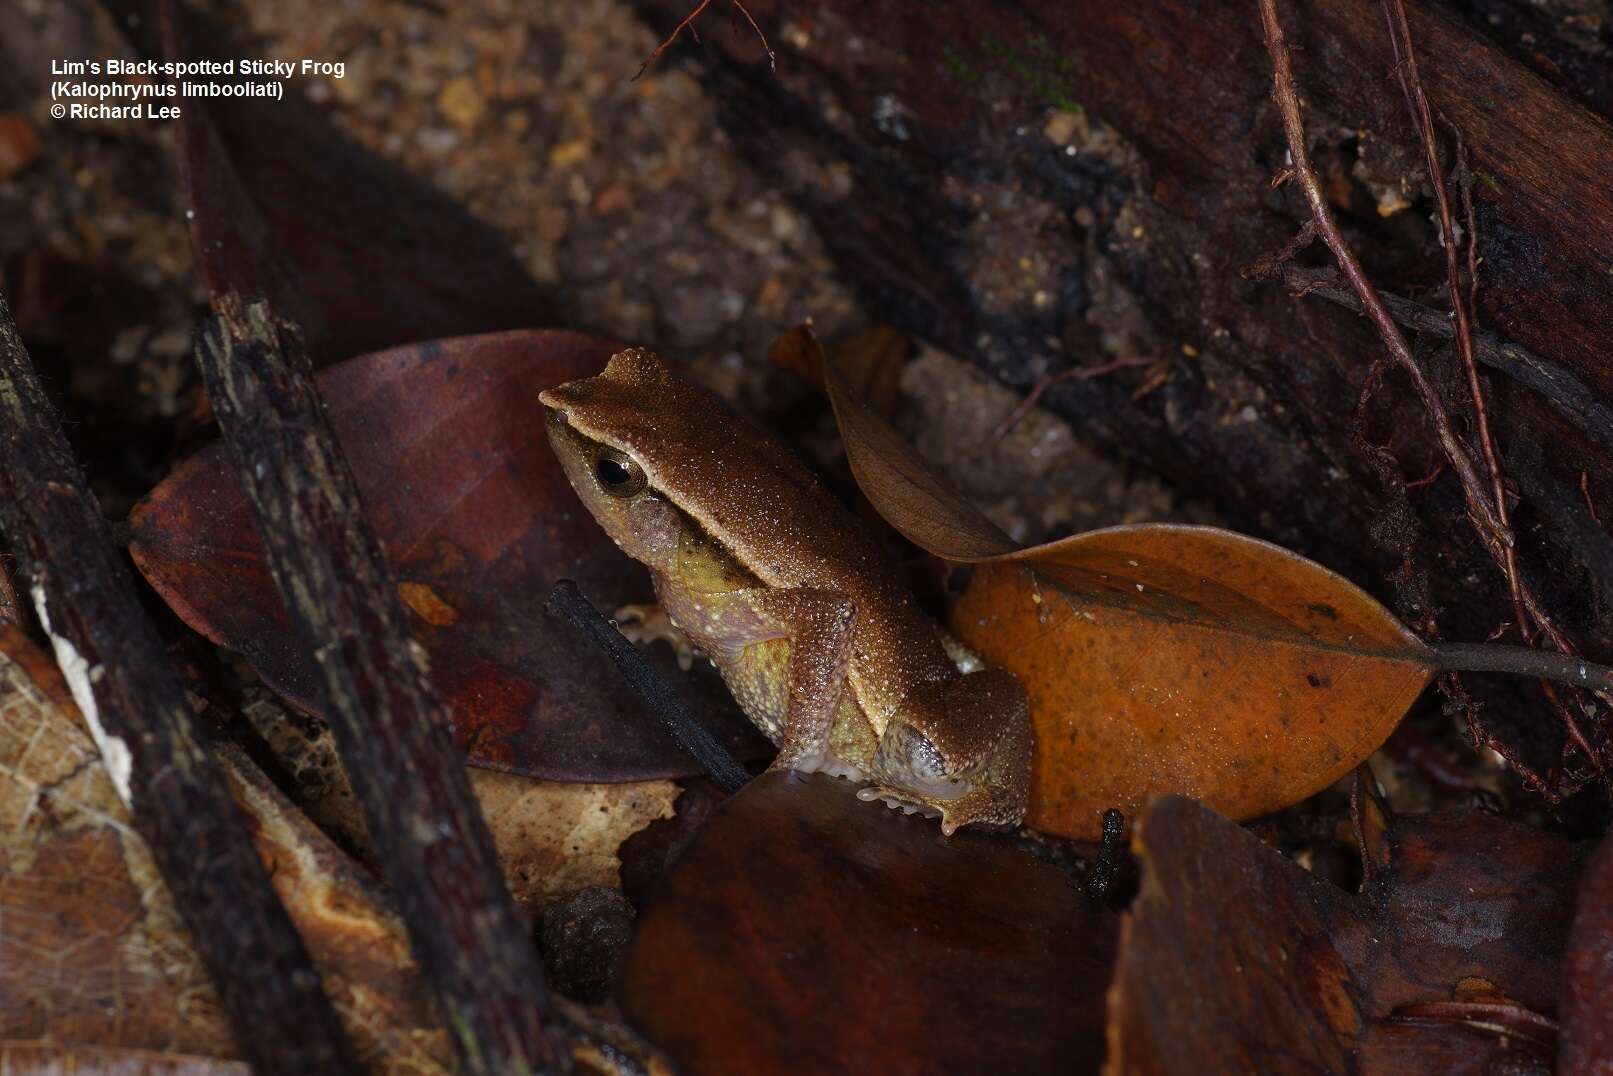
[0,0,1194,540]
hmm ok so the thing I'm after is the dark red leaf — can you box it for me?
[129,331,769,780]
[1562,832,1613,1074]
[1111,796,1581,1076]
[619,770,1116,1075]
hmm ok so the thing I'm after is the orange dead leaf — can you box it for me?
[398,581,460,627]
[952,527,1432,837]
[795,322,1438,838]
[815,326,1017,561]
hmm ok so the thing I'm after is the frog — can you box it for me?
[540,348,1032,834]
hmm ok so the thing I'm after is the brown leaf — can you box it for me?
[0,627,236,1058]
[215,740,453,1073]
[804,324,1434,838]
[229,681,681,913]
[470,770,679,916]
[3,621,679,1071]
[0,624,454,1073]
[0,1041,249,1075]
[815,327,1017,560]
[772,323,911,419]
[951,526,1434,837]
[1108,796,1576,1076]
[1107,797,1363,1075]
[1562,831,1613,1074]
[129,331,769,781]
[619,770,1115,1075]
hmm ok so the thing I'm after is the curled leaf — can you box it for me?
[806,324,1434,837]
[0,626,452,1073]
[816,326,1017,560]
[0,628,235,1058]
[1109,796,1577,1076]
[953,526,1433,837]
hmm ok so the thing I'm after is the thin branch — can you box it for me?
[197,301,561,1075]
[1431,642,1613,693]
[1256,0,1602,768]
[1256,0,1505,548]
[991,355,1157,439]
[0,294,358,1075]
[1239,218,1317,280]
[546,580,750,793]
[1383,5,1602,776]
[635,0,774,80]
[1382,0,1531,641]
[1489,736,1562,803]
[1280,266,1613,453]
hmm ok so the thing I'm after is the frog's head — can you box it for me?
[540,349,690,573]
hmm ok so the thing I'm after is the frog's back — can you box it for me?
[547,349,957,695]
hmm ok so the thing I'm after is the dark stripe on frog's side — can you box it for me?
[650,479,883,773]
[548,350,961,730]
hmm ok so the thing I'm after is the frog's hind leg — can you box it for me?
[859,667,1032,835]
[661,584,857,774]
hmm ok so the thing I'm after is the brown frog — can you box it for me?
[540,349,1031,833]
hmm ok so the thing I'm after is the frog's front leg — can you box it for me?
[859,668,1032,835]
[613,603,697,670]
[658,583,855,773]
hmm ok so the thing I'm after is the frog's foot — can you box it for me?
[857,784,943,821]
[861,667,1034,835]
[814,753,866,782]
[613,603,697,671]
[856,782,1023,835]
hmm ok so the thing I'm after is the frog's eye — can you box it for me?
[594,447,647,497]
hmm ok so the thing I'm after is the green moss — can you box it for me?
[985,32,1083,112]
[936,33,1082,112]
[940,44,979,84]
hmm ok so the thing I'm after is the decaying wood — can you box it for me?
[1278,265,1613,455]
[195,297,561,1076]
[0,294,358,1075]
[154,0,559,1063]
[634,0,1613,775]
[1255,0,1601,769]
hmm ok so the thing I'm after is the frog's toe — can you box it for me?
[935,786,1025,836]
[857,784,942,820]
[612,602,697,670]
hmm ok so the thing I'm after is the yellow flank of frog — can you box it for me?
[539,348,1031,834]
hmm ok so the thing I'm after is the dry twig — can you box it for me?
[0,294,358,1075]
[636,0,774,79]
[991,355,1157,439]
[1382,0,1528,637]
[1255,0,1602,770]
